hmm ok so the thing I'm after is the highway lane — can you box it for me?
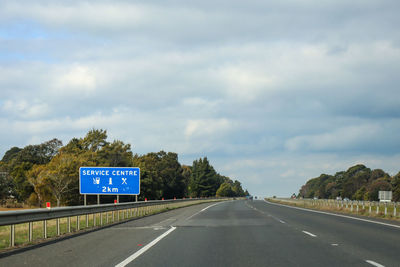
[128,200,385,267]
[253,200,400,267]
[0,202,220,267]
[1,199,399,266]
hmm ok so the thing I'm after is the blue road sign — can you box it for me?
[79,167,140,195]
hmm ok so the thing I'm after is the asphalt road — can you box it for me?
[1,199,399,267]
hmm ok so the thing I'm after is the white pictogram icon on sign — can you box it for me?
[122,178,127,185]
[109,178,113,185]
[93,177,100,184]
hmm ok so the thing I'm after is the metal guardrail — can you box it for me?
[0,198,224,249]
[0,199,193,226]
[268,198,399,218]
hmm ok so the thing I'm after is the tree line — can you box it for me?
[0,129,248,207]
[298,164,400,201]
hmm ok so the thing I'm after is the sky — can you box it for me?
[1,0,400,197]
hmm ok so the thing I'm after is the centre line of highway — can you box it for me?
[302,230,317,237]
[246,202,286,224]
[115,226,176,267]
[265,200,400,229]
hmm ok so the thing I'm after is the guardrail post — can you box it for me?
[29,222,33,242]
[384,202,387,215]
[10,224,15,247]
[369,202,372,214]
[350,201,353,212]
[56,218,60,236]
[68,217,71,233]
[77,216,80,231]
[86,214,89,228]
[43,220,47,239]
[93,213,96,227]
[117,210,120,221]
[376,202,379,214]
[100,212,103,226]
[112,211,115,222]
[356,201,359,213]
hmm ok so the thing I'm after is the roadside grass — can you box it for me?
[0,200,209,251]
[266,198,400,222]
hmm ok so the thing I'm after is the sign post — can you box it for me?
[79,167,140,197]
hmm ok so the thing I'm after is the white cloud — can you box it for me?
[1,0,400,197]
[2,99,49,119]
[52,65,96,94]
[217,66,276,101]
[184,118,232,139]
[284,121,400,153]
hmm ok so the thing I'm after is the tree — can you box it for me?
[0,172,13,201]
[132,151,187,200]
[189,157,222,197]
[132,153,163,200]
[216,182,234,197]
[14,138,62,165]
[97,140,133,167]
[1,129,249,205]
[392,172,400,202]
[232,180,245,196]
[41,153,81,206]
[366,177,392,201]
[158,152,186,199]
[1,147,22,163]
[82,129,108,152]
[9,162,34,201]
[181,165,192,197]
[27,165,51,207]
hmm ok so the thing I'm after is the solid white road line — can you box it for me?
[302,230,317,237]
[185,201,225,221]
[366,260,385,267]
[265,200,400,229]
[115,226,176,267]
